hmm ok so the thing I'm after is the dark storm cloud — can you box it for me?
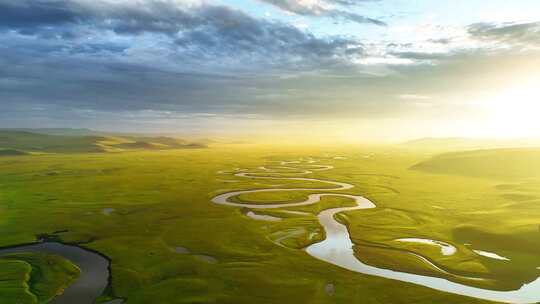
[257,0,385,26]
[468,21,540,46]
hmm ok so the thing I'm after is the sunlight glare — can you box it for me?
[480,78,540,138]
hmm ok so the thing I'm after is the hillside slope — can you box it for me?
[402,137,540,153]
[411,148,540,179]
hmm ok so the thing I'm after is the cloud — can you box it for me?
[398,94,431,100]
[0,0,364,70]
[2,0,538,134]
[468,21,540,48]
[0,0,202,37]
[0,0,368,121]
[0,0,82,29]
[256,0,385,26]
[171,4,365,70]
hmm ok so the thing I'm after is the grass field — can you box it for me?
[0,252,80,303]
[1,135,540,303]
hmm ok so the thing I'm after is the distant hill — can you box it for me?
[1,128,108,136]
[403,137,480,149]
[401,137,540,152]
[411,148,540,179]
[0,149,29,156]
[0,130,206,154]
[1,129,213,144]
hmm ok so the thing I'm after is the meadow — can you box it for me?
[1,133,540,303]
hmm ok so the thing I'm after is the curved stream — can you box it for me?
[212,160,540,304]
[0,242,110,304]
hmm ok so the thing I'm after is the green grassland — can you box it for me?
[411,148,540,179]
[327,148,540,291]
[1,137,540,303]
[0,252,80,303]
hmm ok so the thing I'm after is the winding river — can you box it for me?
[0,241,111,304]
[212,159,540,304]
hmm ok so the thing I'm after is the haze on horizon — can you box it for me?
[1,0,540,142]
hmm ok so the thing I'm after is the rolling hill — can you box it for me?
[411,148,540,179]
[0,149,29,156]
[0,130,206,154]
[1,128,108,136]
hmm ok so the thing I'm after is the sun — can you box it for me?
[478,79,540,138]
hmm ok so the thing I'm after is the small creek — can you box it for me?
[0,241,111,304]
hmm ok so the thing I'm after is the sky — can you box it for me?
[1,0,540,142]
